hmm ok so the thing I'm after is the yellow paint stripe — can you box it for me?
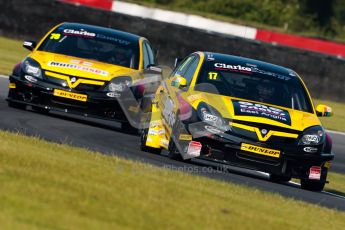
[273,131,298,138]
[45,71,104,89]
[231,122,255,132]
[77,79,104,86]
[231,122,298,141]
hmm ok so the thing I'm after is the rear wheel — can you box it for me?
[140,128,162,154]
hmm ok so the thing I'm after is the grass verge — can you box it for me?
[0,130,345,229]
[0,36,28,76]
[314,99,345,132]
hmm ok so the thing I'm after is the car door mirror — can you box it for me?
[316,104,333,117]
[146,64,162,73]
[171,75,187,89]
[23,40,37,51]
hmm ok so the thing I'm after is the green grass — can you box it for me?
[0,130,345,229]
[314,99,345,132]
[0,36,28,75]
[325,173,345,196]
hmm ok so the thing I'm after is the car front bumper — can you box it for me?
[180,122,335,180]
[7,75,141,123]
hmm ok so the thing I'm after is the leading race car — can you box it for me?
[141,51,335,191]
[7,22,162,130]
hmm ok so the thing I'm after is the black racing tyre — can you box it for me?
[167,115,191,162]
[269,174,292,183]
[32,106,50,114]
[167,138,185,161]
[140,128,162,154]
[7,101,26,110]
[140,95,153,113]
[300,167,328,192]
[300,179,326,192]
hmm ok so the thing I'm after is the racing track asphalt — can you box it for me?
[0,76,345,211]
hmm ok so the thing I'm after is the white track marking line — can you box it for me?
[289,181,345,200]
[327,130,345,136]
[0,75,8,79]
[322,191,345,200]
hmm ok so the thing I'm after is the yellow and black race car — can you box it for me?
[7,22,162,130]
[140,51,335,191]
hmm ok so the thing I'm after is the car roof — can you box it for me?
[202,52,296,77]
[59,22,143,43]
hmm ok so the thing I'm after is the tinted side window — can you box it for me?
[143,42,150,69]
[144,42,155,65]
[171,55,195,77]
[183,56,200,85]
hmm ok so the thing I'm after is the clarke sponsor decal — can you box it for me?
[47,61,108,76]
[213,62,291,80]
[63,29,96,38]
[232,100,291,125]
[214,63,252,72]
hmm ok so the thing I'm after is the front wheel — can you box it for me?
[300,180,326,192]
[300,167,328,192]
[167,138,191,162]
[140,128,162,154]
[121,122,139,135]
[269,174,292,183]
[7,100,26,110]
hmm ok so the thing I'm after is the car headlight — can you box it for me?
[299,126,325,145]
[107,76,132,92]
[22,58,42,79]
[197,102,229,130]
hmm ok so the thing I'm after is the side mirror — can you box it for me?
[23,40,37,51]
[171,75,187,88]
[316,104,333,117]
[146,64,162,73]
[174,57,183,68]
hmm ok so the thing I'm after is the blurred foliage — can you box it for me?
[127,0,345,42]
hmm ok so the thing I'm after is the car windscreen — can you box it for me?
[195,61,313,113]
[38,27,140,69]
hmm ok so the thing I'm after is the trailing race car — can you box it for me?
[7,22,162,130]
[141,51,335,191]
